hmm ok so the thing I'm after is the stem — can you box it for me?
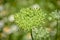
[31,29,34,40]
[55,10,58,40]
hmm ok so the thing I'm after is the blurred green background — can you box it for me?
[0,0,60,40]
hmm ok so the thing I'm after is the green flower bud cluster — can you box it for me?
[14,8,47,31]
[47,10,59,22]
[50,10,60,20]
[32,27,50,40]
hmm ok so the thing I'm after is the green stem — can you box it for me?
[31,29,34,40]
